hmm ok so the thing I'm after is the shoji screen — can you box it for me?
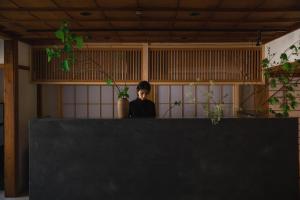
[62,85,137,119]
[157,85,233,118]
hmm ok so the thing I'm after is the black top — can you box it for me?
[129,98,156,118]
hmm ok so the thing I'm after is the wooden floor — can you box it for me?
[0,191,28,200]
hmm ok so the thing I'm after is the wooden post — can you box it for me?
[37,84,42,118]
[4,40,19,197]
[142,43,148,81]
[232,85,240,117]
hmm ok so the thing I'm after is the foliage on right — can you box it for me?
[263,40,300,117]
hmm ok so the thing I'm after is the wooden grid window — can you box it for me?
[149,48,261,82]
[32,48,142,82]
[157,85,233,118]
[62,85,137,119]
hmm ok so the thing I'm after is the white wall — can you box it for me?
[0,39,3,64]
[265,29,300,64]
[18,41,31,66]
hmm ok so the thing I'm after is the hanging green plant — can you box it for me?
[262,41,300,117]
[46,21,83,72]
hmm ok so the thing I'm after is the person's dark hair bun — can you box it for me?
[137,81,151,92]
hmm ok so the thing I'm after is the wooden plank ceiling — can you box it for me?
[0,0,299,44]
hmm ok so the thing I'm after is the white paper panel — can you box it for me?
[76,104,87,118]
[128,85,137,101]
[101,86,113,103]
[63,86,74,103]
[223,104,233,117]
[159,104,169,118]
[223,85,233,103]
[196,85,208,103]
[89,105,100,118]
[197,104,207,118]
[101,105,113,118]
[183,104,195,118]
[63,104,75,118]
[76,86,87,103]
[158,86,169,103]
[88,86,100,103]
[171,105,182,118]
[183,85,195,103]
[171,86,182,103]
[210,85,221,103]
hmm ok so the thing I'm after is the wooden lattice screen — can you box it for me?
[31,46,262,83]
[149,47,262,82]
[31,48,142,82]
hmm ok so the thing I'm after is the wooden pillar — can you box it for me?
[142,43,149,81]
[4,40,19,197]
[36,84,42,118]
[232,84,240,117]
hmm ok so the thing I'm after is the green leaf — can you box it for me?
[55,29,65,42]
[64,43,72,53]
[74,36,84,48]
[62,59,69,71]
[286,92,295,101]
[46,48,53,62]
[269,108,276,114]
[280,53,288,62]
[106,79,113,85]
[174,101,182,106]
[270,78,276,88]
[123,86,129,92]
[285,85,294,92]
[290,100,298,109]
[278,76,289,85]
[290,44,298,53]
[268,97,279,105]
[281,104,290,114]
[262,58,270,68]
[282,62,292,72]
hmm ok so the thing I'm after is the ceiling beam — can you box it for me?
[0,18,299,23]
[26,28,288,33]
[0,7,300,12]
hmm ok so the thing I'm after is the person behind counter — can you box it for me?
[128,81,156,118]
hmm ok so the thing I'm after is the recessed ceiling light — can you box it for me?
[136,10,143,15]
[190,12,200,16]
[80,11,92,16]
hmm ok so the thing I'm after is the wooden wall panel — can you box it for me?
[31,48,142,82]
[149,47,262,83]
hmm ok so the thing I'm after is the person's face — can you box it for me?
[137,89,149,101]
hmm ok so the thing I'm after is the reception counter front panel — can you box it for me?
[30,118,299,200]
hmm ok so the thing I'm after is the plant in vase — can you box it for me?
[188,80,228,125]
[46,21,130,118]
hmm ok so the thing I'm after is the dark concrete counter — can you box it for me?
[29,118,299,200]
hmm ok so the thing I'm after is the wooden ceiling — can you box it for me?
[0,0,300,44]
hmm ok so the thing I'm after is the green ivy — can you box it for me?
[263,42,300,117]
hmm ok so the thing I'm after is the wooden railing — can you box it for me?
[149,47,262,82]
